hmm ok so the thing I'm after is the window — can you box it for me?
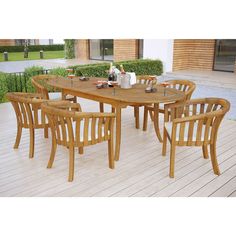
[15,39,25,46]
[138,39,144,59]
[89,39,113,61]
[213,39,236,72]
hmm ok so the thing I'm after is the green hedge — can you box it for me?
[0,44,64,53]
[69,59,163,77]
[49,67,68,77]
[0,73,8,103]
[0,59,163,103]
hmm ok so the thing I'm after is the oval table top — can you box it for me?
[47,77,185,106]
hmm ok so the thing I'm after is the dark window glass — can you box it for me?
[89,39,113,61]
[138,39,143,59]
[15,39,25,46]
[213,39,236,72]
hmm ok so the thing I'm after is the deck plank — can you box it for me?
[0,98,236,197]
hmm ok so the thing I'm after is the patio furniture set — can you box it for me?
[6,73,230,182]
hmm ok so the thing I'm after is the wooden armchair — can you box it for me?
[132,75,157,129]
[31,74,77,102]
[6,92,48,158]
[41,100,116,182]
[162,98,230,178]
[143,79,196,131]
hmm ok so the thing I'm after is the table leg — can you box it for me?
[99,102,104,113]
[153,103,163,142]
[115,107,121,161]
[61,90,67,100]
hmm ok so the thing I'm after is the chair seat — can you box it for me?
[164,121,211,141]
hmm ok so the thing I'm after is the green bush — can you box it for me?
[24,66,45,92]
[0,73,8,103]
[70,59,163,77]
[24,66,44,76]
[49,67,68,77]
[64,39,75,59]
[0,44,64,53]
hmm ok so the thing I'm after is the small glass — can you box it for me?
[66,68,73,74]
[67,74,75,85]
[160,82,170,96]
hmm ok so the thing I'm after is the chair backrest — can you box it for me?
[31,75,63,100]
[6,92,46,129]
[136,75,157,85]
[166,98,230,145]
[166,79,196,100]
[41,101,115,148]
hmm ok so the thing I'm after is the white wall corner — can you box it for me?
[143,39,174,74]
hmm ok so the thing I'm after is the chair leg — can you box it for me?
[47,137,57,168]
[68,145,75,182]
[210,142,220,175]
[134,106,140,129]
[44,125,49,139]
[162,128,167,156]
[202,144,209,159]
[29,127,35,158]
[143,106,148,131]
[108,139,114,169]
[149,110,154,121]
[169,143,176,178]
[78,147,84,154]
[14,124,22,149]
[111,107,115,113]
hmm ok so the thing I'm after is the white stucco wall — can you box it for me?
[38,39,53,45]
[143,39,174,73]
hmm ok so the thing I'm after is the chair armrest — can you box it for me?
[172,109,223,124]
[43,100,82,112]
[173,113,206,124]
[74,112,116,119]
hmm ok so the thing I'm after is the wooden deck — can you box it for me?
[0,97,236,197]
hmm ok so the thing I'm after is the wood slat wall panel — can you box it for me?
[173,39,216,71]
[0,39,16,46]
[76,39,89,60]
[114,39,139,62]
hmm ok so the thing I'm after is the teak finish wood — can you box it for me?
[143,79,196,131]
[162,98,230,178]
[47,77,185,161]
[131,75,157,129]
[32,75,77,102]
[6,92,49,158]
[41,100,115,182]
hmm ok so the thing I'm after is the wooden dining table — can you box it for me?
[47,77,185,161]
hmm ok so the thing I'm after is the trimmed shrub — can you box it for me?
[69,59,163,77]
[24,66,45,76]
[0,44,64,53]
[0,72,8,103]
[25,66,45,92]
[49,67,67,77]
